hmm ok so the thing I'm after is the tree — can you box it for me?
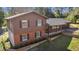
[34,7,48,16]
[54,9,61,18]
[66,7,79,23]
[0,8,4,31]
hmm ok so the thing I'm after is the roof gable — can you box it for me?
[5,11,48,19]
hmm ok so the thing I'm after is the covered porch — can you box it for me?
[46,18,71,36]
[48,24,69,35]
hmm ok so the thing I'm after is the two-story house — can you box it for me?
[6,11,71,48]
[6,11,47,47]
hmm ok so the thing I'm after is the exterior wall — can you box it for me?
[9,12,47,46]
[7,19,15,46]
[13,29,46,45]
[8,29,15,46]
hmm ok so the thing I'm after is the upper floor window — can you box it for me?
[36,19,42,27]
[21,20,28,28]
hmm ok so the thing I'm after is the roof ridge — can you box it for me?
[5,11,47,19]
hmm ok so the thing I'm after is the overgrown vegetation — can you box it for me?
[0,32,11,50]
[0,7,11,50]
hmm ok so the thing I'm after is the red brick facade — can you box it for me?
[7,12,47,46]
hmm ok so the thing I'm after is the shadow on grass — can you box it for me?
[28,35,72,51]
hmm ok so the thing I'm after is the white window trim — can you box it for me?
[21,35,28,42]
[21,20,28,28]
[37,19,42,27]
[35,31,41,39]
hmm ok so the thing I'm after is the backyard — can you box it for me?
[28,35,79,51]
[70,24,79,28]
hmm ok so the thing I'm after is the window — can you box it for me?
[36,19,42,27]
[20,35,28,42]
[21,20,28,28]
[52,26,59,29]
[52,26,56,29]
[56,26,59,29]
[35,31,41,39]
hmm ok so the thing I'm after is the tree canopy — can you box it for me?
[0,8,4,27]
[66,8,79,23]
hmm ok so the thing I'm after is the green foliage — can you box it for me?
[66,8,79,23]
[0,9,4,27]
[54,9,61,18]
[0,43,4,51]
[0,32,11,50]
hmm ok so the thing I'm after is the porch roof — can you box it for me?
[46,18,71,26]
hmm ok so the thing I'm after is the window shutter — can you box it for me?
[28,20,29,27]
[36,20,37,27]
[27,34,29,40]
[20,35,22,41]
[42,20,43,26]
[20,21,22,28]
[35,32,36,38]
[40,32,41,37]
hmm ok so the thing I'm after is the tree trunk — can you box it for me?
[75,20,76,24]
[0,27,3,35]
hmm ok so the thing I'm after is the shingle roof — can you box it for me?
[46,18,71,26]
[5,11,47,19]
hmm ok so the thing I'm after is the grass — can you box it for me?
[70,24,79,28]
[28,35,79,51]
[28,35,72,51]
[68,37,79,51]
[73,30,79,36]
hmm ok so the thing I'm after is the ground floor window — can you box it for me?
[52,25,60,29]
[35,31,41,39]
[20,34,29,42]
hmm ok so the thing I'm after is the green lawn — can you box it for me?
[68,37,79,51]
[28,35,79,51]
[70,24,79,28]
[28,35,72,51]
[73,30,79,36]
